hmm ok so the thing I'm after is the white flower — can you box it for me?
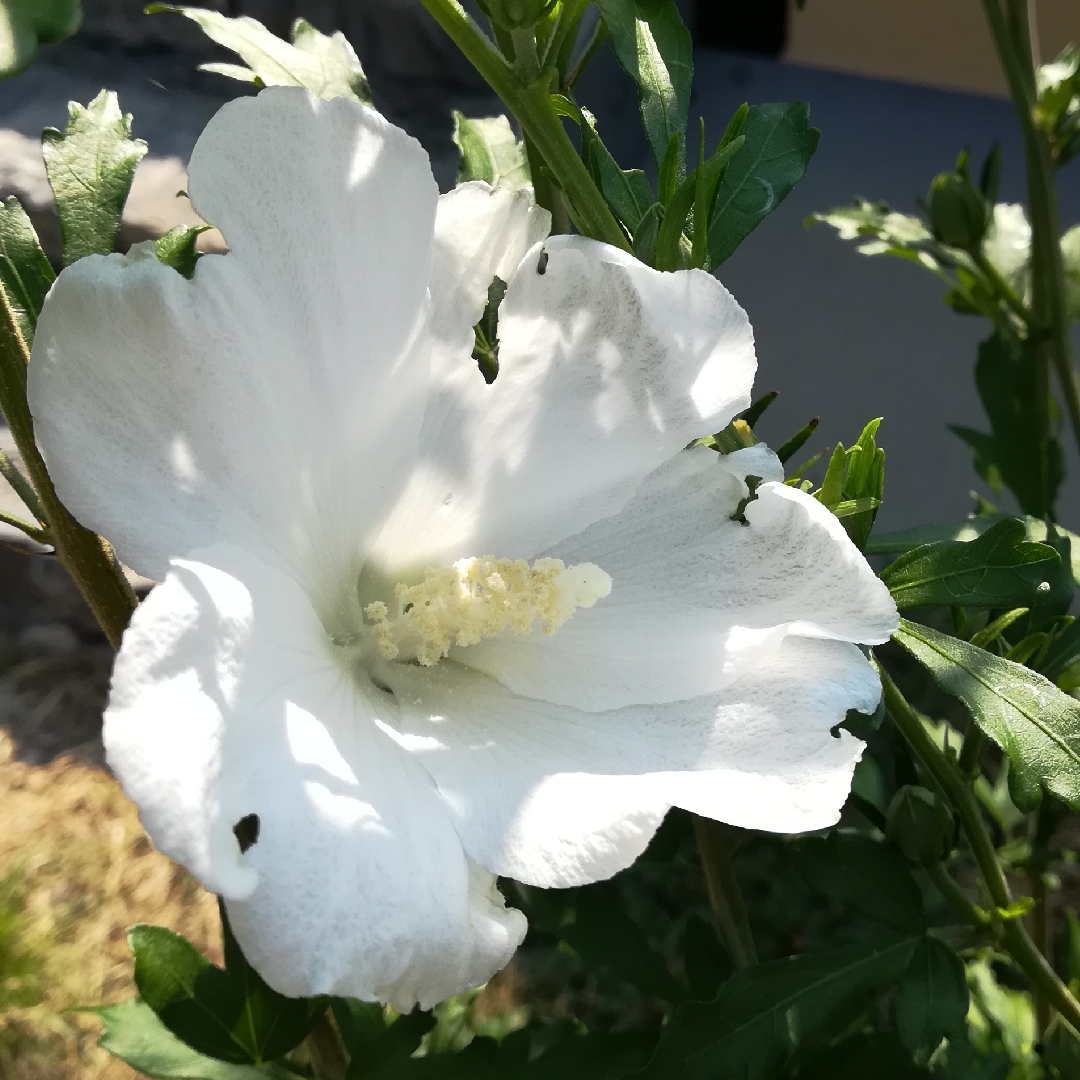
[983,202,1032,294]
[983,202,1080,320]
[28,88,897,1009]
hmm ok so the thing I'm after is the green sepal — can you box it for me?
[42,89,148,265]
[154,225,209,279]
[879,518,1060,610]
[632,202,663,265]
[776,416,818,464]
[0,196,54,346]
[813,418,884,549]
[147,6,372,103]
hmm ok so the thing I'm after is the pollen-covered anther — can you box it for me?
[364,556,612,667]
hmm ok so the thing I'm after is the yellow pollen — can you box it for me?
[363,556,612,666]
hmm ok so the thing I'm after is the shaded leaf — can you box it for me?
[791,1031,929,1079]
[452,112,530,189]
[708,102,819,267]
[895,936,968,1061]
[560,881,686,1004]
[879,518,1059,610]
[89,999,271,1080]
[580,108,653,233]
[638,936,919,1080]
[332,998,434,1079]
[951,332,1064,519]
[42,90,147,265]
[594,0,692,168]
[129,915,324,1065]
[893,618,1080,811]
[789,832,925,933]
[147,6,371,103]
[0,196,54,345]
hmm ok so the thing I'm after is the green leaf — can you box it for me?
[155,225,209,279]
[776,416,819,464]
[789,832,925,933]
[632,202,663,265]
[708,102,819,267]
[792,1031,929,1079]
[331,998,434,1079]
[1043,1016,1080,1078]
[89,998,272,1080]
[594,0,692,168]
[0,196,54,346]
[147,7,371,103]
[639,936,919,1080]
[0,0,82,79]
[452,112,530,190]
[811,198,933,256]
[893,618,1080,811]
[895,937,968,1062]
[560,881,686,1004]
[42,90,148,265]
[951,332,1064,519]
[879,518,1060,610]
[129,913,325,1065]
[579,108,653,233]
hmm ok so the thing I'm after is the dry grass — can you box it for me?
[0,729,221,1079]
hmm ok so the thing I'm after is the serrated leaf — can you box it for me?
[708,102,819,267]
[0,196,54,345]
[148,7,371,103]
[893,618,1080,811]
[639,936,919,1080]
[789,832,925,933]
[0,0,82,79]
[594,0,692,169]
[42,89,147,265]
[880,518,1059,610]
[89,999,271,1080]
[129,914,325,1065]
[895,937,968,1062]
[452,112,530,190]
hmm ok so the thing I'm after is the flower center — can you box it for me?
[363,556,612,667]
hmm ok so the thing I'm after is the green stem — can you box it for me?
[957,723,986,777]
[510,25,540,82]
[417,0,630,251]
[693,816,758,969]
[0,446,45,523]
[926,861,992,927]
[880,663,1080,1030]
[970,249,1037,330]
[0,287,136,649]
[982,0,1080,467]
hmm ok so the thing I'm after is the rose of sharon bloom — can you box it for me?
[983,202,1080,321]
[29,87,898,1009]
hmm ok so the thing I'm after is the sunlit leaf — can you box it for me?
[0,196,54,345]
[42,90,147,265]
[452,112,530,190]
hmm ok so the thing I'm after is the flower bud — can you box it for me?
[885,785,955,865]
[928,168,991,251]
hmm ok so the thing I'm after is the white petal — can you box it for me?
[105,544,524,1009]
[386,636,875,888]
[30,88,438,603]
[457,446,898,711]
[370,237,757,570]
[430,181,550,367]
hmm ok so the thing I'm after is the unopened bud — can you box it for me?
[886,785,955,865]
[928,170,991,251]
